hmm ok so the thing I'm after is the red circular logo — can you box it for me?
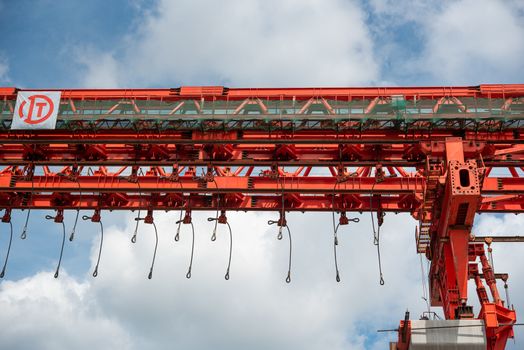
[18,95,55,124]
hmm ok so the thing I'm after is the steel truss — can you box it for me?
[1,84,524,350]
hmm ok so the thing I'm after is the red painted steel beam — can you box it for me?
[0,194,418,212]
[1,131,524,146]
[2,142,524,166]
[428,139,481,319]
[1,173,523,195]
[2,84,523,100]
[0,194,519,213]
[0,174,425,194]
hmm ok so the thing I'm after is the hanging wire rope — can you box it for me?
[330,184,359,282]
[331,189,360,282]
[148,222,159,280]
[69,171,83,242]
[20,163,35,240]
[284,225,292,283]
[375,230,385,286]
[0,221,13,278]
[175,214,195,279]
[267,219,293,283]
[45,215,66,278]
[173,170,185,242]
[210,179,220,242]
[333,219,341,282]
[132,214,159,280]
[207,216,234,280]
[186,222,195,279]
[370,182,379,245]
[369,181,385,285]
[224,222,233,280]
[206,176,234,280]
[332,183,341,248]
[171,167,196,279]
[329,167,360,282]
[279,171,285,241]
[131,174,143,244]
[82,214,104,277]
[174,210,183,242]
[266,166,292,283]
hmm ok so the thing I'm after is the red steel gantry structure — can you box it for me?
[0,84,523,349]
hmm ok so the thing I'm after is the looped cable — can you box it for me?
[69,173,82,242]
[374,219,385,285]
[184,222,195,279]
[82,215,104,277]
[334,223,341,282]
[332,184,341,282]
[267,220,283,240]
[370,182,379,245]
[331,182,360,282]
[224,222,233,280]
[268,220,292,283]
[174,210,183,242]
[70,213,79,242]
[369,181,385,285]
[129,173,142,244]
[174,219,195,279]
[207,217,217,241]
[207,216,234,280]
[0,221,13,278]
[21,210,30,240]
[20,164,35,240]
[148,222,159,280]
[210,179,220,242]
[284,225,292,283]
[45,215,66,279]
[378,245,385,285]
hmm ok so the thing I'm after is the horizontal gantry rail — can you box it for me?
[1,84,524,132]
[1,133,524,168]
[0,167,521,212]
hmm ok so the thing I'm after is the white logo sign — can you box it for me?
[11,91,61,130]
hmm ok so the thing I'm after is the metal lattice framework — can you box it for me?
[1,84,524,350]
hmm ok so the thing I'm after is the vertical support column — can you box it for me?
[429,137,481,319]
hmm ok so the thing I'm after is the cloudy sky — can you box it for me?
[0,0,524,349]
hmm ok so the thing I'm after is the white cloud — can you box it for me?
[0,272,132,350]
[2,211,524,349]
[75,48,120,88]
[422,0,524,83]
[369,0,524,84]
[0,211,432,349]
[77,0,379,87]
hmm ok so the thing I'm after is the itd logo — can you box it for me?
[18,94,54,124]
[11,91,61,130]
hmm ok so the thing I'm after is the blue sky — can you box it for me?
[0,1,524,350]
[0,0,140,87]
[2,0,523,89]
